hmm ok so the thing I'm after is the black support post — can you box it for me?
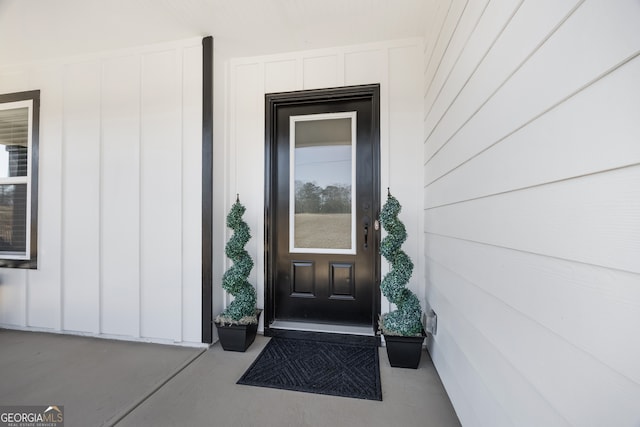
[201,36,214,344]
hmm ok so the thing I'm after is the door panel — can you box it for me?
[265,85,380,329]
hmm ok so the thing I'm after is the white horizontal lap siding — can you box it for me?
[428,252,639,426]
[425,0,640,185]
[0,38,203,346]
[427,280,568,427]
[423,0,487,119]
[423,0,463,100]
[226,39,423,328]
[426,167,640,273]
[425,55,640,208]
[424,0,571,151]
[428,233,640,390]
[423,1,640,426]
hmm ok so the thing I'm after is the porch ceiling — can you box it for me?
[0,0,433,65]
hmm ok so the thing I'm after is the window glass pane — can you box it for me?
[0,107,29,178]
[0,184,27,253]
[292,117,354,251]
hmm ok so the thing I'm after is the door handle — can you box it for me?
[364,224,369,249]
[363,216,370,250]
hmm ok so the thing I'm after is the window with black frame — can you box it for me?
[0,90,39,268]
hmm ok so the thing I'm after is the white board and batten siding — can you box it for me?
[422,1,640,426]
[0,38,204,346]
[225,39,424,326]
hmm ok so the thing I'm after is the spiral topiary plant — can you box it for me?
[379,190,423,336]
[215,196,257,325]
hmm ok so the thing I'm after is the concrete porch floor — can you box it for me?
[0,329,460,427]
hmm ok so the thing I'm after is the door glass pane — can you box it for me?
[290,112,356,254]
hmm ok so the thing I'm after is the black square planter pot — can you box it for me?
[214,310,262,352]
[384,331,426,369]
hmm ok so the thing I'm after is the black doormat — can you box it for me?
[237,336,382,401]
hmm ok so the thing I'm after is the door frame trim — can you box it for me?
[264,84,381,334]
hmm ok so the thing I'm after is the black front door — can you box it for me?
[265,85,380,330]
